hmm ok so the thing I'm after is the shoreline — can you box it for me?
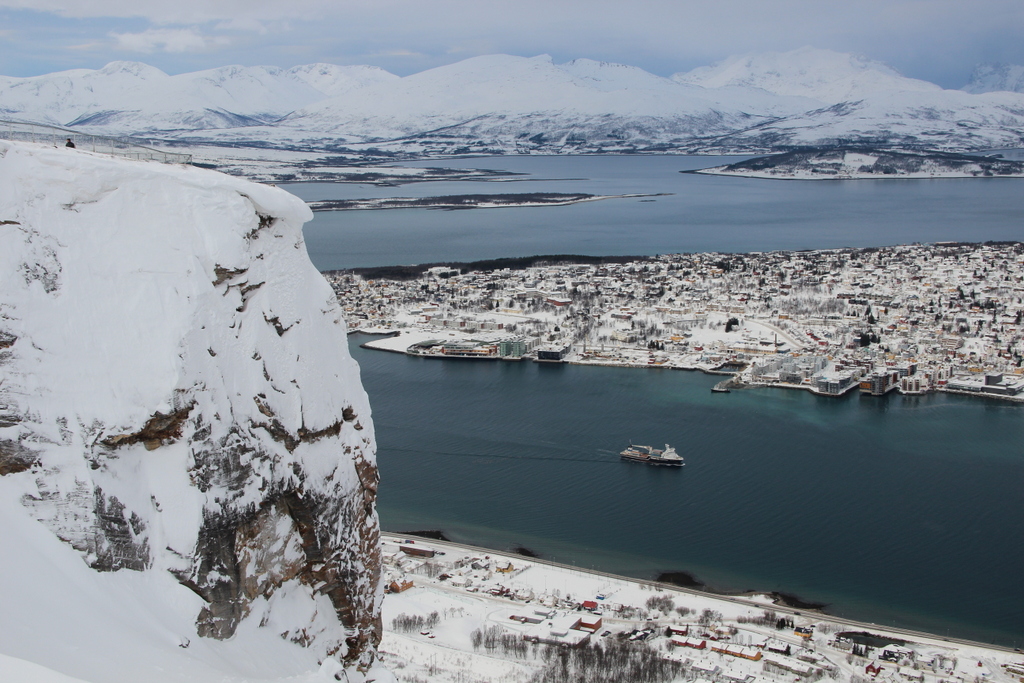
[687,168,1024,181]
[401,530,832,614]
[355,331,1024,405]
[383,530,1019,654]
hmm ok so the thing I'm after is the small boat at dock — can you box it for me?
[620,444,684,466]
[712,376,740,393]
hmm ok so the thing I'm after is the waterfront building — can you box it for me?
[815,372,858,395]
[946,371,1024,395]
[498,338,530,357]
[536,342,572,362]
[860,370,900,396]
[441,340,497,357]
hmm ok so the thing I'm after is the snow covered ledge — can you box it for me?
[0,141,388,682]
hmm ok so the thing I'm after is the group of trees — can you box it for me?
[643,595,674,614]
[775,615,796,631]
[697,608,723,628]
[737,609,779,627]
[529,639,687,683]
[470,625,529,657]
[858,331,881,347]
[390,611,439,634]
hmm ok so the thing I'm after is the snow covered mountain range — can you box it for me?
[3,48,1024,154]
[0,140,387,682]
[0,61,396,132]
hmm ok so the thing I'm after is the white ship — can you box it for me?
[620,444,684,466]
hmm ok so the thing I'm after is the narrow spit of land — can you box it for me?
[308,192,668,211]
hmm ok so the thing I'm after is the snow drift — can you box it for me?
[0,140,384,681]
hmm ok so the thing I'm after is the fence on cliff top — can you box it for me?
[1,119,192,165]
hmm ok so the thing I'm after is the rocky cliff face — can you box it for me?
[0,140,382,674]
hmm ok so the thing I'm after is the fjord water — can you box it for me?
[297,155,1024,646]
[351,340,1024,647]
[293,155,1024,270]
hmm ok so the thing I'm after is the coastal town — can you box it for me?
[325,242,1024,402]
[378,533,1024,683]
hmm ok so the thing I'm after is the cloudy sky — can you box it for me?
[2,0,1024,88]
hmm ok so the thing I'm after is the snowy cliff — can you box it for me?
[0,140,384,682]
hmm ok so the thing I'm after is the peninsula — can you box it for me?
[693,148,1024,180]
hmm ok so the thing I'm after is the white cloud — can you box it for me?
[0,0,338,24]
[66,41,107,51]
[372,49,424,58]
[214,17,271,34]
[109,28,231,53]
[2,0,1023,86]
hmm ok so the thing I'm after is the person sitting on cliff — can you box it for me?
[65,138,75,148]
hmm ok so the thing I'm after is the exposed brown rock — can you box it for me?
[212,266,247,286]
[101,403,194,449]
[251,416,344,453]
[253,395,275,418]
[263,314,293,336]
[234,281,263,312]
[296,421,342,445]
[182,480,382,670]
[0,439,37,475]
[235,500,305,602]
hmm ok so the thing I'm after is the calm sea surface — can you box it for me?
[290,155,1024,270]
[298,156,1024,646]
[351,340,1024,647]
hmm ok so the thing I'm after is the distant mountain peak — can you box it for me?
[963,63,1024,94]
[673,46,939,103]
[558,58,676,91]
[206,63,283,76]
[96,61,167,79]
[285,62,399,97]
